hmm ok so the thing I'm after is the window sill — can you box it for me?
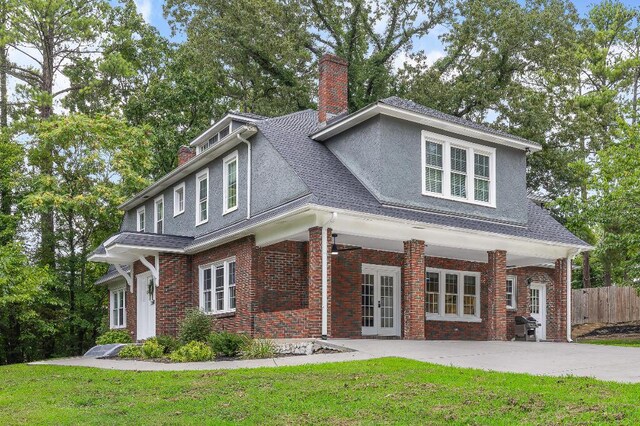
[421,191,496,209]
[507,307,517,312]
[195,219,209,227]
[222,206,238,216]
[111,325,127,330]
[173,211,184,218]
[426,315,482,323]
[204,311,236,318]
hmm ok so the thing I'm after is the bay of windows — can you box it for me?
[200,258,237,314]
[425,268,480,321]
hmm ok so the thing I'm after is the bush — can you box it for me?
[96,330,132,345]
[118,344,143,358]
[178,309,211,344]
[155,335,180,354]
[209,332,250,357]
[242,338,276,359]
[141,339,164,359]
[168,341,214,363]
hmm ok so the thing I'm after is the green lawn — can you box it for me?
[578,338,640,348]
[1,358,639,425]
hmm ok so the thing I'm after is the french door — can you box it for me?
[361,264,401,337]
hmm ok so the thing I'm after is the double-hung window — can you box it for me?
[199,258,237,314]
[154,195,164,234]
[421,130,496,207]
[223,151,238,214]
[425,268,481,321]
[506,276,517,310]
[136,207,145,232]
[173,182,185,217]
[196,169,209,225]
[110,287,126,328]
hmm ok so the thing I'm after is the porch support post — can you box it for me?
[554,258,568,342]
[487,250,507,340]
[308,226,332,338]
[403,239,425,340]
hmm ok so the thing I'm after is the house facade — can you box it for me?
[90,54,590,342]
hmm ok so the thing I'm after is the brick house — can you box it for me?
[89,54,590,342]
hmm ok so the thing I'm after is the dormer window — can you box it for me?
[136,206,145,232]
[421,130,496,207]
[196,125,231,155]
[154,195,164,234]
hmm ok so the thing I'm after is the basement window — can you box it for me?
[425,268,481,322]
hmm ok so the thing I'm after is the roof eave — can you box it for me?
[310,102,542,152]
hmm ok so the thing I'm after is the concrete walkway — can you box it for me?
[31,340,640,383]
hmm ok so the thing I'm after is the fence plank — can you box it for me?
[572,287,640,325]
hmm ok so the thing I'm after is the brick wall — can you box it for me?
[487,250,508,340]
[307,227,331,337]
[256,241,308,313]
[156,253,193,337]
[403,240,426,340]
[331,248,362,338]
[253,309,310,338]
[318,54,348,123]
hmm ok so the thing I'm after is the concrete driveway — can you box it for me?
[328,339,640,383]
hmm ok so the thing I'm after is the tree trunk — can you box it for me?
[582,251,591,288]
[0,0,10,222]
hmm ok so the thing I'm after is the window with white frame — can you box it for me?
[223,151,238,214]
[136,206,145,232]
[506,276,517,310]
[199,258,237,314]
[173,182,185,217]
[195,169,209,225]
[110,287,126,328]
[196,125,231,155]
[154,195,164,234]
[421,130,496,207]
[425,268,481,321]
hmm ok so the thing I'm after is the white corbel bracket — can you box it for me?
[138,254,160,286]
[114,264,133,293]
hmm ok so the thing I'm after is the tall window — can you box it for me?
[136,207,145,232]
[223,151,238,214]
[154,195,164,234]
[196,169,209,225]
[421,130,496,207]
[111,287,126,328]
[199,258,237,314]
[174,183,185,216]
[506,276,517,309]
[425,268,481,321]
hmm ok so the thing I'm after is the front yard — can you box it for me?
[1,357,639,424]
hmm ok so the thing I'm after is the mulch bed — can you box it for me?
[580,322,640,338]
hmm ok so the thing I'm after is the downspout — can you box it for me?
[236,134,252,219]
[567,249,582,343]
[321,212,338,339]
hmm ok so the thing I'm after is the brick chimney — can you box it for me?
[318,54,348,124]
[177,145,195,166]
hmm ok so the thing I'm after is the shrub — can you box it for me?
[96,330,132,345]
[178,309,211,344]
[168,341,214,363]
[155,335,180,354]
[118,344,143,358]
[242,338,276,359]
[209,332,250,357]
[141,339,164,359]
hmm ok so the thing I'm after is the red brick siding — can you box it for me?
[307,227,331,337]
[331,248,362,338]
[177,145,195,166]
[318,54,348,123]
[403,240,426,340]
[254,309,310,338]
[487,250,508,340]
[156,253,193,337]
[256,241,308,313]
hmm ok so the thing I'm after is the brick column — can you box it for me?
[403,239,425,340]
[554,258,568,342]
[308,227,332,337]
[487,250,507,340]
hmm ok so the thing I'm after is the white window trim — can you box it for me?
[110,286,126,329]
[421,130,496,208]
[195,168,209,226]
[425,267,482,322]
[154,195,164,234]
[507,275,517,310]
[136,206,145,232]
[223,151,239,215]
[173,182,186,217]
[198,257,237,314]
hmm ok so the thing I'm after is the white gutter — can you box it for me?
[237,134,252,219]
[321,212,338,338]
[567,248,583,342]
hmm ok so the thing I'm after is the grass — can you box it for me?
[578,338,640,348]
[1,357,639,425]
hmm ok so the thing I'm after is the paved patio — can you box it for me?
[31,340,640,383]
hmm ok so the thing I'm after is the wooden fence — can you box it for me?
[572,286,640,325]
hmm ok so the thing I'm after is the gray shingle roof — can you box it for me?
[95,265,129,285]
[256,108,587,248]
[231,111,269,121]
[89,232,194,259]
[379,97,541,148]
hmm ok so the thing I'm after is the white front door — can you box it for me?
[361,264,401,337]
[136,272,156,340]
[529,283,547,341]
